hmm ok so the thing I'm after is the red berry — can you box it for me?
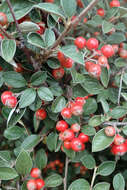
[14,63,24,73]
[86,38,99,50]
[77,0,84,8]
[83,17,87,23]
[56,120,68,132]
[78,133,89,143]
[85,61,93,71]
[36,22,45,35]
[52,67,64,79]
[71,103,83,116]
[98,56,109,69]
[84,96,89,100]
[0,12,8,26]
[118,48,127,59]
[35,178,45,190]
[71,138,85,152]
[75,97,86,106]
[1,91,13,105]
[101,44,114,58]
[71,123,81,133]
[36,109,47,120]
[61,58,74,68]
[0,66,2,71]
[112,44,119,53]
[111,143,126,156]
[104,126,116,137]
[74,37,86,49]
[57,51,66,63]
[114,134,125,145]
[97,8,105,17]
[30,168,41,178]
[61,107,72,119]
[110,0,120,8]
[0,33,4,40]
[61,129,75,141]
[64,140,71,149]
[45,0,54,2]
[5,96,17,108]
[87,63,101,79]
[27,179,37,190]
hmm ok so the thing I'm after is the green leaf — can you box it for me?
[4,126,24,140]
[68,179,90,190]
[0,167,18,180]
[51,96,66,113]
[19,21,39,33]
[1,39,16,62]
[81,154,96,169]
[27,32,45,49]
[0,0,33,22]
[38,87,54,101]
[71,68,86,83]
[92,128,115,152]
[15,150,32,176]
[45,174,63,187]
[81,125,96,136]
[19,88,36,108]
[97,161,116,176]
[59,45,84,65]
[123,125,127,135]
[63,146,75,159]
[115,58,127,68]
[31,71,47,86]
[47,58,60,69]
[99,98,109,113]
[110,106,127,119]
[8,108,26,126]
[100,67,110,88]
[93,182,110,190]
[60,0,76,18]
[107,32,126,44]
[88,115,102,127]
[34,3,65,19]
[81,75,104,95]
[21,135,40,150]
[121,93,127,101]
[102,20,114,34]
[46,132,58,151]
[83,98,97,115]
[113,173,125,190]
[35,149,47,170]
[3,71,27,88]
[44,29,55,47]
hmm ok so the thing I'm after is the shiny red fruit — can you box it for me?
[27,179,37,190]
[1,91,13,105]
[0,12,8,26]
[30,168,41,178]
[71,103,83,116]
[104,126,116,137]
[56,120,68,132]
[86,38,99,50]
[36,109,47,120]
[14,63,24,73]
[83,17,87,23]
[74,37,86,49]
[62,129,75,141]
[45,0,54,2]
[78,133,89,143]
[85,61,93,71]
[36,22,45,35]
[110,0,120,7]
[57,51,66,63]
[61,107,72,119]
[87,63,101,79]
[71,123,81,133]
[71,138,85,152]
[0,33,4,40]
[64,140,71,149]
[119,48,127,59]
[62,58,74,68]
[114,134,125,145]
[5,96,17,108]
[111,143,126,156]
[98,56,109,69]
[97,8,105,17]
[75,97,86,106]
[77,0,84,8]
[35,178,45,190]
[101,44,114,58]
[52,67,64,79]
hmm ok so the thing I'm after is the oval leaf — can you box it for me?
[60,0,76,18]
[4,126,24,140]
[27,32,45,49]
[93,182,110,190]
[35,149,47,170]
[0,167,18,180]
[51,96,66,113]
[113,173,125,190]
[38,87,54,101]
[68,179,90,190]
[45,173,63,187]
[97,161,116,176]
[21,135,40,150]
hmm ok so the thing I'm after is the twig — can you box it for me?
[90,166,98,190]
[118,69,124,105]
[42,0,99,60]
[103,122,127,126]
[0,25,13,39]
[63,157,70,190]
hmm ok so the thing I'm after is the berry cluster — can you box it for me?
[44,159,64,174]
[27,168,45,190]
[104,126,127,156]
[1,91,17,108]
[73,162,88,175]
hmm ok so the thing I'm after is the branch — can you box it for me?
[63,157,70,190]
[0,25,13,39]
[90,166,98,190]
[42,0,99,60]
[103,121,127,126]
[118,69,124,105]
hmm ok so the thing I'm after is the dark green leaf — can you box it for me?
[19,21,39,33]
[44,29,55,47]
[88,115,102,127]
[100,67,110,88]
[107,32,126,44]
[110,106,127,119]
[35,149,47,170]
[82,125,96,136]
[27,32,45,48]
[68,179,90,190]
[83,98,97,115]
[60,0,76,17]
[4,126,24,140]
[21,135,40,150]
[113,173,125,190]
[81,154,96,169]
[8,108,26,126]
[102,20,114,34]
[97,161,116,176]
[0,167,18,180]
[31,71,47,86]
[51,96,66,113]
[38,87,54,101]
[93,182,110,190]
[46,132,58,151]
[45,173,63,187]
